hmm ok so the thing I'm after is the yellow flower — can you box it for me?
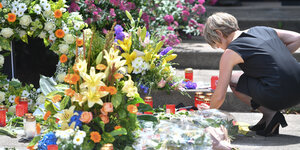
[71,93,86,106]
[76,59,87,74]
[142,50,152,62]
[121,51,137,73]
[122,75,139,97]
[80,86,108,107]
[55,106,76,130]
[104,47,126,69]
[80,67,106,88]
[118,37,132,52]
[164,54,177,62]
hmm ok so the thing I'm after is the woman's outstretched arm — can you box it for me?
[275,28,300,53]
[210,49,244,109]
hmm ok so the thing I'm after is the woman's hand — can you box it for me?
[275,28,300,53]
[210,49,244,109]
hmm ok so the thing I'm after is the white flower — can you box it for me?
[43,10,52,18]
[20,15,32,26]
[18,3,27,12]
[133,67,142,74]
[0,91,5,102]
[60,132,70,140]
[56,72,66,82]
[11,78,20,83]
[40,0,48,7]
[3,84,9,91]
[38,31,47,39]
[8,105,16,113]
[55,130,62,138]
[73,136,83,145]
[43,3,51,11]
[75,131,86,138]
[74,23,81,31]
[33,4,42,15]
[132,57,144,68]
[1,28,14,38]
[36,94,46,105]
[49,33,56,42]
[62,26,69,34]
[60,8,67,13]
[0,55,4,68]
[18,30,27,37]
[28,99,33,106]
[16,10,24,17]
[140,62,150,70]
[11,1,19,8]
[59,44,69,54]
[83,29,92,40]
[22,90,30,97]
[66,129,75,135]
[64,34,75,44]
[11,8,18,14]
[44,22,55,32]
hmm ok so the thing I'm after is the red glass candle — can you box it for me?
[185,68,193,82]
[0,105,6,127]
[166,104,175,114]
[204,98,211,106]
[194,92,203,108]
[47,145,58,150]
[16,104,25,117]
[144,96,153,114]
[195,95,205,109]
[19,97,28,113]
[211,76,219,90]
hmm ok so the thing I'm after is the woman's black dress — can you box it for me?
[227,26,300,110]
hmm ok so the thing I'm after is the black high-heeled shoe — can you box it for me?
[249,122,265,131]
[256,111,287,136]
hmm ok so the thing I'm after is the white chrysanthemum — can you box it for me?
[3,84,9,91]
[75,131,86,138]
[36,94,46,105]
[8,95,16,103]
[43,10,52,18]
[60,132,70,140]
[49,33,56,42]
[140,62,150,71]
[11,8,18,14]
[16,10,24,17]
[18,3,27,12]
[64,34,76,44]
[0,55,4,68]
[0,91,5,102]
[11,1,19,8]
[18,30,27,37]
[38,31,47,39]
[8,105,16,113]
[59,44,69,54]
[44,22,55,32]
[65,129,75,135]
[40,0,48,6]
[133,67,142,74]
[132,57,144,69]
[56,72,66,82]
[22,90,30,97]
[20,15,32,26]
[73,136,83,145]
[33,4,42,15]
[43,3,51,11]
[55,130,62,138]
[63,26,69,34]
[73,23,81,31]
[1,28,14,38]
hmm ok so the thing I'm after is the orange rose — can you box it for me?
[44,111,51,121]
[14,96,20,104]
[100,107,108,115]
[7,13,16,23]
[99,114,109,124]
[54,9,62,18]
[76,38,83,47]
[107,86,117,95]
[103,102,113,113]
[36,123,41,135]
[0,3,3,9]
[60,54,68,63]
[80,111,93,123]
[65,88,75,97]
[127,105,138,114]
[90,131,101,143]
[96,64,107,71]
[52,95,62,103]
[55,29,65,38]
[114,125,122,130]
[114,73,124,79]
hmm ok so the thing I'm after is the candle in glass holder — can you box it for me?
[16,104,25,117]
[204,98,211,106]
[211,76,218,90]
[196,95,205,109]
[185,68,193,82]
[101,143,114,150]
[19,97,28,114]
[144,96,153,114]
[47,145,58,150]
[23,113,33,136]
[194,92,203,108]
[205,92,213,99]
[0,105,6,127]
[25,116,36,138]
[166,104,175,114]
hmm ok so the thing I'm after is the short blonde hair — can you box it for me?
[204,12,239,48]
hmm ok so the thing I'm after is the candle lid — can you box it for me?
[0,105,6,110]
[205,92,213,96]
[195,91,203,95]
[101,143,113,150]
[24,113,33,119]
[20,97,28,102]
[204,98,210,101]
[144,96,152,101]
[26,116,36,122]
[185,68,193,73]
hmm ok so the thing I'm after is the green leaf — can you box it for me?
[137,103,153,113]
[127,97,144,105]
[109,128,127,136]
[139,9,143,18]
[93,117,105,131]
[28,136,41,146]
[137,115,158,123]
[45,100,58,114]
[9,81,21,88]
[154,41,164,53]
[102,132,115,143]
[112,92,122,108]
[0,36,11,51]
[20,34,28,44]
[125,10,133,21]
[60,96,70,110]
[141,27,147,41]
[55,84,69,91]
[46,91,64,99]
[95,51,103,65]
[118,109,127,119]
[82,125,90,133]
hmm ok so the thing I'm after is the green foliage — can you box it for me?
[60,96,70,110]
[112,92,123,108]
[0,36,11,51]
[28,136,41,147]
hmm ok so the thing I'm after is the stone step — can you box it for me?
[206,2,300,32]
[173,41,300,69]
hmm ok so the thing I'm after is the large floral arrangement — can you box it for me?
[28,25,155,150]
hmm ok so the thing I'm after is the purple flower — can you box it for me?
[114,25,123,34]
[146,31,150,37]
[182,10,190,17]
[163,15,174,25]
[159,47,173,56]
[116,32,125,41]
[183,81,197,89]
[126,2,136,11]
[110,8,116,17]
[110,0,119,6]
[198,0,205,4]
[68,2,80,13]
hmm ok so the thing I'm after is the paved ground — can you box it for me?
[231,113,300,150]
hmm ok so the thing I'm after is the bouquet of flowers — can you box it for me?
[29,25,155,150]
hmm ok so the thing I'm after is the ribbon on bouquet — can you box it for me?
[10,41,15,79]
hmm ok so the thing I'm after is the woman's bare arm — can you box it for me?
[210,49,244,109]
[275,28,300,53]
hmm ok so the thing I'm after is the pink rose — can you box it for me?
[100,114,110,124]
[103,102,113,113]
[158,79,167,88]
[80,111,93,124]
[100,107,108,115]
